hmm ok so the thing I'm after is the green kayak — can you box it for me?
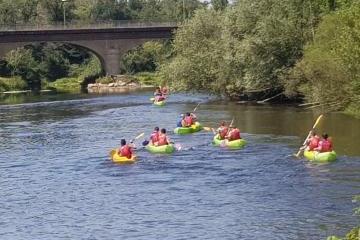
[153,100,166,106]
[213,135,247,149]
[174,122,203,134]
[304,150,337,163]
[146,144,175,154]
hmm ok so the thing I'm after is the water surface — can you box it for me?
[0,92,359,239]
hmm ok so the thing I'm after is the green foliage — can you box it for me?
[285,2,360,115]
[211,0,227,11]
[134,72,162,85]
[121,41,169,74]
[5,48,41,91]
[0,76,27,92]
[160,9,224,93]
[161,1,318,98]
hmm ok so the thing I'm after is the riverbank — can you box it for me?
[87,73,156,93]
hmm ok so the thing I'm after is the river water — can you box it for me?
[0,92,359,239]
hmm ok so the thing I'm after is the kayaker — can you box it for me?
[314,133,333,153]
[217,121,229,140]
[118,139,134,159]
[184,112,194,127]
[157,128,170,146]
[306,131,320,151]
[226,125,241,141]
[150,127,160,145]
[177,114,185,127]
[154,87,165,102]
[161,86,169,96]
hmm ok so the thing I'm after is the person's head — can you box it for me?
[154,127,159,131]
[180,114,185,118]
[311,131,317,136]
[229,125,235,129]
[220,121,226,126]
[186,112,191,116]
[322,133,328,139]
[161,128,166,134]
[156,86,160,90]
[121,139,126,146]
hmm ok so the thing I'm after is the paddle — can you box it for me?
[193,103,201,112]
[203,126,217,134]
[295,115,323,158]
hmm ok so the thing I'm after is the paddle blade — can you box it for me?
[142,140,149,146]
[312,114,323,129]
[135,133,145,140]
[193,103,200,112]
[174,143,182,151]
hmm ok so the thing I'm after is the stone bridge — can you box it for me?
[0,22,177,75]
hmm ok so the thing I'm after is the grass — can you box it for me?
[0,76,28,92]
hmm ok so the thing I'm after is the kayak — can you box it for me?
[304,150,337,163]
[213,135,247,149]
[110,149,136,164]
[153,100,166,106]
[146,144,175,154]
[174,122,203,134]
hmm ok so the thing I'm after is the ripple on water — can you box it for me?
[0,93,359,240]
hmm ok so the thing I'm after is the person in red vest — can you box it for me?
[306,131,320,151]
[184,112,194,127]
[118,139,134,159]
[217,121,229,140]
[226,125,241,141]
[314,133,333,153]
[157,128,170,146]
[149,127,160,145]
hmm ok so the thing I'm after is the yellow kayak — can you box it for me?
[109,149,137,164]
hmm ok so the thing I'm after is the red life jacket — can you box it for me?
[308,136,320,150]
[184,116,193,126]
[150,131,159,144]
[219,127,228,139]
[228,128,240,141]
[319,139,332,152]
[157,134,168,146]
[120,145,132,158]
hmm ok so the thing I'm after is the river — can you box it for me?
[0,91,359,239]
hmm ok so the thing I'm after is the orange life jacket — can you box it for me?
[119,145,132,159]
[308,136,320,150]
[319,139,332,152]
[219,126,228,139]
[150,131,159,144]
[228,128,240,141]
[184,116,193,126]
[157,134,168,146]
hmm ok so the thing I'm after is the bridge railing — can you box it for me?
[0,20,178,31]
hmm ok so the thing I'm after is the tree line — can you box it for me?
[0,0,207,25]
[156,0,360,117]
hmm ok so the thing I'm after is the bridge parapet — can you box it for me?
[0,20,178,31]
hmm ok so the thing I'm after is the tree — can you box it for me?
[211,0,227,11]
[5,48,41,91]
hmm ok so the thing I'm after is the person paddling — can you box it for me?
[217,121,229,140]
[177,114,185,127]
[305,131,320,151]
[157,128,170,146]
[118,139,134,159]
[314,133,333,153]
[149,127,160,145]
[184,112,194,127]
[226,125,241,141]
[154,87,165,102]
